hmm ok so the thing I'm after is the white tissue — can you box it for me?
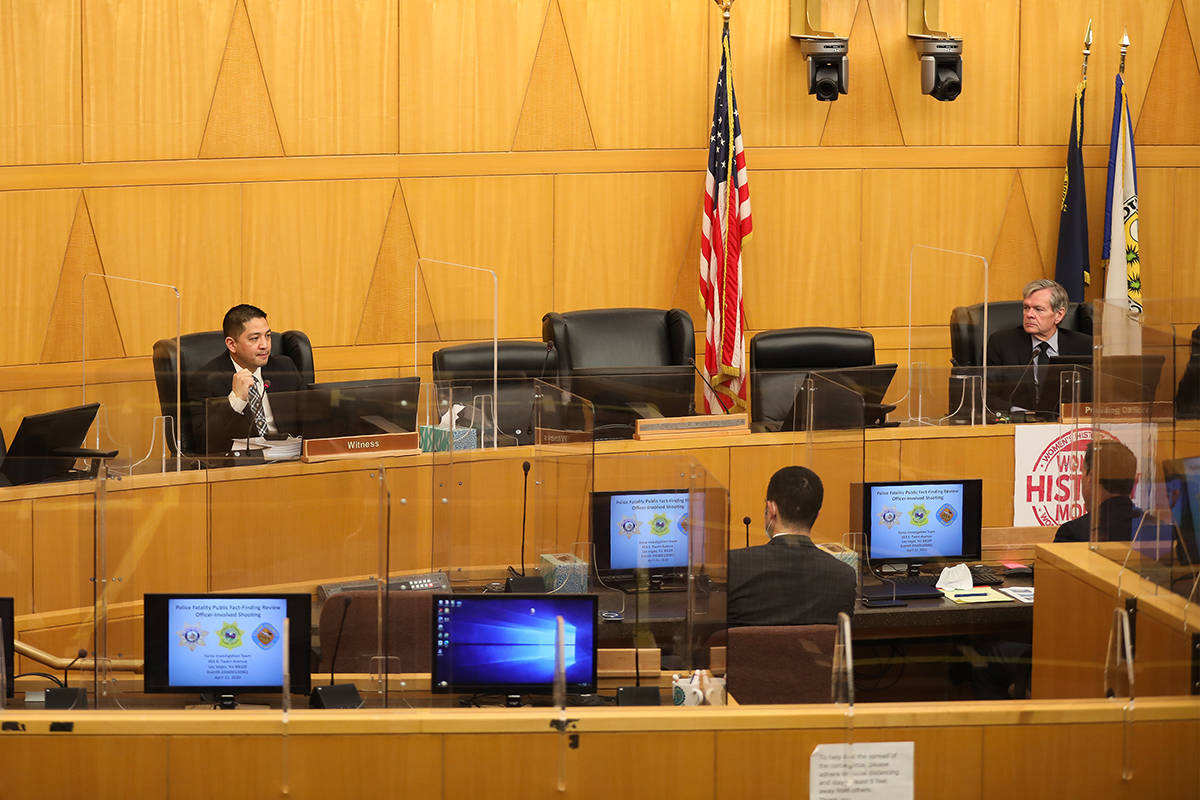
[935,563,973,591]
[438,403,467,427]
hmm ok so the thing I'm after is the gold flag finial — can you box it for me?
[1081,19,1092,79]
[714,0,734,22]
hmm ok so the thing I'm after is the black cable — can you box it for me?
[12,671,65,687]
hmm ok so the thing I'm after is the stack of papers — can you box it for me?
[232,436,303,461]
[940,587,1012,604]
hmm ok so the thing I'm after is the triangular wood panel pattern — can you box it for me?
[1137,0,1200,144]
[820,0,903,146]
[41,194,124,363]
[668,196,706,330]
[199,0,285,158]
[988,172,1048,292]
[357,182,437,345]
[513,0,595,151]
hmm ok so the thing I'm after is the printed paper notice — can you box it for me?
[810,742,914,800]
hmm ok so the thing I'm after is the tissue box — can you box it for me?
[817,542,859,576]
[418,425,478,452]
[538,553,588,593]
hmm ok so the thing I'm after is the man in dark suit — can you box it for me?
[726,466,856,627]
[986,279,1092,415]
[188,304,304,454]
[1055,439,1167,545]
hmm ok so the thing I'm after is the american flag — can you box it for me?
[699,22,752,414]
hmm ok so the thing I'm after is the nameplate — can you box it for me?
[534,427,593,445]
[1060,401,1173,423]
[301,432,421,463]
[635,413,749,440]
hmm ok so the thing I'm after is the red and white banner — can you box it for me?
[1012,423,1155,526]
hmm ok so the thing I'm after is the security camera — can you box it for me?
[916,38,962,101]
[800,38,848,101]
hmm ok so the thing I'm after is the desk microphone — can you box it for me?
[506,461,544,593]
[1002,348,1041,419]
[742,516,752,547]
[688,358,723,415]
[310,596,363,708]
[45,648,88,709]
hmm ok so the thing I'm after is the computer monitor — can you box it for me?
[0,597,13,699]
[1046,354,1166,404]
[295,377,421,439]
[431,594,598,695]
[143,593,311,697]
[1163,457,1200,566]
[0,403,100,486]
[563,366,694,439]
[778,364,898,431]
[590,488,721,583]
[856,479,983,571]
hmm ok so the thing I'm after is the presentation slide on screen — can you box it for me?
[167,597,287,688]
[608,492,691,570]
[869,483,964,560]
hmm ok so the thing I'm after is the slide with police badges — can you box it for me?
[609,492,690,570]
[869,483,964,560]
[169,597,286,687]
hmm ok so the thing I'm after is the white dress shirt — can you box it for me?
[225,356,279,434]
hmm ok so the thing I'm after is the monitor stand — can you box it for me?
[185,693,269,710]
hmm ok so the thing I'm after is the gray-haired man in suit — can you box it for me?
[726,466,856,627]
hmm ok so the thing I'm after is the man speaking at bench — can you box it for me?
[987,279,1092,415]
[189,304,303,454]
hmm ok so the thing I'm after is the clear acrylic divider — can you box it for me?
[94,398,386,711]
[82,274,185,474]
[587,449,724,699]
[415,258,500,448]
[899,245,991,425]
[2,460,108,709]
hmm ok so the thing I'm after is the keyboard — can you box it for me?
[317,571,451,602]
[876,565,1005,588]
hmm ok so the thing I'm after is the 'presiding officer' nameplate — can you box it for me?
[301,432,421,463]
[635,413,749,440]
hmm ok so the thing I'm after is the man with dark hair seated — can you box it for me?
[726,466,856,627]
[188,304,303,454]
[1055,439,1152,543]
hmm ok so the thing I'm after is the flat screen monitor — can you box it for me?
[431,594,598,695]
[0,403,100,486]
[295,377,421,439]
[564,366,693,439]
[0,597,13,699]
[778,364,898,431]
[143,593,311,696]
[590,488,723,581]
[858,479,983,570]
[1163,457,1200,565]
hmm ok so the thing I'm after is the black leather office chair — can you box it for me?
[949,300,1093,368]
[151,330,315,456]
[749,327,886,430]
[541,308,696,437]
[431,341,557,444]
[1176,324,1200,418]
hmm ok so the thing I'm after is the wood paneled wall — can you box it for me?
[3,0,1200,450]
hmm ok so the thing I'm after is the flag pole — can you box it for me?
[1081,19,1093,79]
[1119,29,1130,75]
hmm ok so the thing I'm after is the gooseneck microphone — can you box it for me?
[45,648,88,709]
[742,516,752,548]
[1003,347,1042,418]
[309,595,363,708]
[329,596,352,686]
[62,648,87,687]
[519,460,531,575]
[687,357,723,414]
